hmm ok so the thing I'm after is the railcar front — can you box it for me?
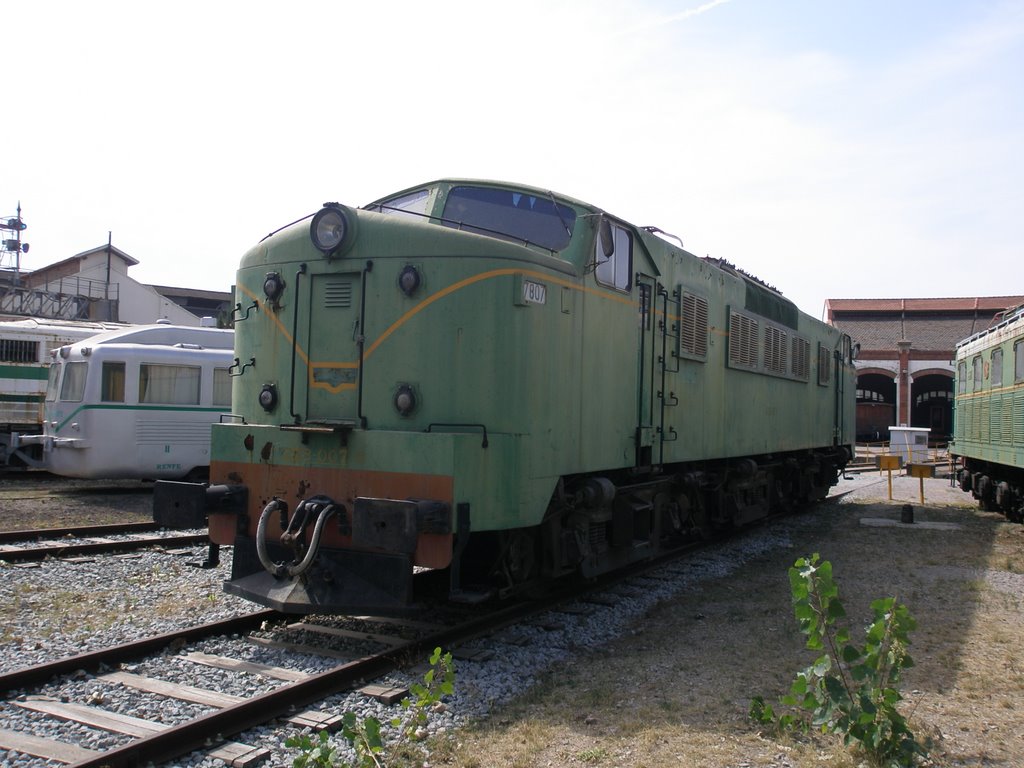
[952,305,1024,520]
[21,324,234,479]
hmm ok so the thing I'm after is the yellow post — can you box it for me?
[878,455,901,501]
[907,463,935,505]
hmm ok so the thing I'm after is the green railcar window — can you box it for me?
[991,348,1003,389]
[594,222,632,292]
[957,361,967,394]
[1016,341,1024,383]
[972,355,983,391]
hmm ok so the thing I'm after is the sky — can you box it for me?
[3,0,1022,318]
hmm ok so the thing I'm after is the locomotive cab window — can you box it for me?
[1016,341,1024,383]
[972,355,983,391]
[957,361,967,394]
[372,189,431,219]
[101,362,126,403]
[595,221,632,292]
[441,185,576,252]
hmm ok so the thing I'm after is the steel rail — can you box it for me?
[0,533,210,563]
[0,521,162,544]
[0,610,282,694]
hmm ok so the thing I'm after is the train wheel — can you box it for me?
[500,529,539,586]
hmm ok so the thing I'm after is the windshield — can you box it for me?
[441,186,576,252]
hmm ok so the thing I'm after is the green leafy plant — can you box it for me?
[287,646,455,768]
[750,554,927,767]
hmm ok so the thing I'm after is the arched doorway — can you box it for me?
[911,370,954,438]
[856,369,896,441]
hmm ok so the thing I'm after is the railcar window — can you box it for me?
[60,362,88,402]
[0,338,38,363]
[595,223,632,291]
[441,186,576,252]
[45,363,61,402]
[139,364,200,405]
[101,362,126,403]
[972,355,983,391]
[1016,341,1024,383]
[371,189,431,218]
[957,361,967,394]
[213,368,231,407]
[991,348,1003,389]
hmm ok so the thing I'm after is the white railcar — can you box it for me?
[1,317,127,466]
[18,322,235,479]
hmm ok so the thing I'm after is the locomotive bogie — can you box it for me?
[165,180,856,613]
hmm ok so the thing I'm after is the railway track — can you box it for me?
[0,523,209,563]
[0,520,765,768]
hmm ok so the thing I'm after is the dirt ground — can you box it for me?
[0,474,153,530]
[431,474,1024,768]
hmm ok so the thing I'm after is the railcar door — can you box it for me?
[295,268,365,426]
[636,273,659,467]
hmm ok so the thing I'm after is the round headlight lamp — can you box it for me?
[394,384,417,417]
[398,265,421,297]
[258,383,278,412]
[263,272,285,302]
[310,203,349,255]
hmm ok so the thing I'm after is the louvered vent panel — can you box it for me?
[763,326,788,374]
[324,280,353,308]
[978,400,990,442]
[1001,394,1013,444]
[681,293,709,357]
[792,338,810,379]
[991,395,1003,443]
[818,343,831,384]
[1014,394,1024,446]
[729,312,758,369]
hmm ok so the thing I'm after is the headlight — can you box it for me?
[258,383,278,412]
[263,272,285,302]
[310,203,349,255]
[398,265,421,297]
[394,384,416,416]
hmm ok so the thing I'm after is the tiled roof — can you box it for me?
[833,315,1005,352]
[826,296,1024,314]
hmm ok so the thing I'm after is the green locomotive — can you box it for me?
[157,180,856,613]
[952,304,1024,520]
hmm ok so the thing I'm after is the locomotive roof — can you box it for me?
[366,179,598,213]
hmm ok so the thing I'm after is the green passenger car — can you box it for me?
[157,180,857,614]
[952,304,1024,520]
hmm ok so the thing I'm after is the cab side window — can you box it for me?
[595,222,632,292]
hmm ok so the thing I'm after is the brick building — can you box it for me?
[826,297,1024,441]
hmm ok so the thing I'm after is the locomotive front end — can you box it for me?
[159,182,584,613]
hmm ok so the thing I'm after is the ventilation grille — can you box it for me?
[729,312,759,369]
[763,326,788,375]
[681,293,709,357]
[323,280,353,309]
[792,337,810,380]
[818,343,832,385]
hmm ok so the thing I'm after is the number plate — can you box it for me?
[522,280,547,305]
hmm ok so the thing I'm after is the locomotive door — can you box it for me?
[297,270,365,425]
[636,274,658,467]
